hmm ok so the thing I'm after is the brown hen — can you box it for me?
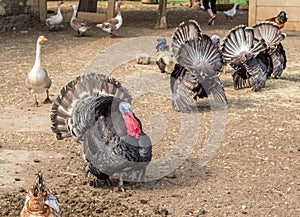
[20,172,60,217]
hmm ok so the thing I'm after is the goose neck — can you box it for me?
[72,7,77,19]
[117,3,121,15]
[35,42,42,65]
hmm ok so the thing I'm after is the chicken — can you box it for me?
[97,2,123,37]
[46,1,64,30]
[25,36,52,106]
[221,25,273,91]
[266,11,288,29]
[224,3,239,18]
[156,20,227,112]
[252,21,287,78]
[51,73,152,190]
[70,5,90,36]
[20,172,60,217]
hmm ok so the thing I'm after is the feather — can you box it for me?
[20,172,60,217]
[253,21,286,51]
[158,20,227,112]
[171,20,202,54]
[51,73,151,187]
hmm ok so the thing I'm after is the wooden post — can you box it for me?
[107,0,116,20]
[248,0,257,26]
[39,0,47,22]
[155,0,167,29]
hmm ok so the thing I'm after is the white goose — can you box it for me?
[70,5,90,36]
[97,2,123,37]
[25,36,51,107]
[224,3,239,18]
[46,1,64,30]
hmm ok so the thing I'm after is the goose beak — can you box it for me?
[41,36,47,43]
[39,36,47,45]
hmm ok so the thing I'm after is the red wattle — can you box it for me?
[122,113,141,140]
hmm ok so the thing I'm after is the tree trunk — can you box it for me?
[155,0,167,29]
[78,0,98,12]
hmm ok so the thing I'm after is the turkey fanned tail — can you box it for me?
[171,20,202,54]
[51,73,131,141]
[252,21,286,51]
[221,25,268,66]
[221,25,274,91]
[175,35,227,104]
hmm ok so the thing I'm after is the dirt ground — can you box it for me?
[0,1,299,216]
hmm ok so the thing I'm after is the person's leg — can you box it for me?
[210,0,217,15]
[202,0,209,10]
[207,0,216,25]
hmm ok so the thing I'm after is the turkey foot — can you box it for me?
[91,178,112,188]
[113,175,125,192]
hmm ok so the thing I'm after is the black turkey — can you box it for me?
[221,25,273,91]
[156,20,227,113]
[51,73,152,189]
[252,21,287,78]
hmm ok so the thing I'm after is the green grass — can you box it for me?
[167,0,249,6]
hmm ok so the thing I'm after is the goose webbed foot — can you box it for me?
[31,101,41,107]
[42,97,52,104]
[31,93,41,107]
[110,33,121,38]
[42,90,52,104]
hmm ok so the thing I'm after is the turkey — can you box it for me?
[51,73,152,190]
[252,21,287,78]
[221,25,273,91]
[156,20,227,112]
[20,172,60,217]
